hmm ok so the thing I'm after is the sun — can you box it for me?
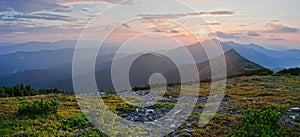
[198,29,207,35]
[196,29,208,38]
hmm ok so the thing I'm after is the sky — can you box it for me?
[0,0,299,50]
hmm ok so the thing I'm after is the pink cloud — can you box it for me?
[264,23,299,33]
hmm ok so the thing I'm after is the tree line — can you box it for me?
[277,67,300,76]
[0,84,65,98]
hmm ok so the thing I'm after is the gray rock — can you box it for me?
[263,78,284,82]
[222,95,231,101]
[249,77,262,81]
[186,123,192,128]
[292,107,300,113]
[170,124,177,129]
[217,109,225,114]
[183,128,195,133]
[290,115,298,119]
[226,86,233,89]
[136,90,150,96]
[241,84,249,87]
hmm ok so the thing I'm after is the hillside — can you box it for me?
[0,75,299,136]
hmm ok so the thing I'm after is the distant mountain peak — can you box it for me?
[224,49,262,67]
[226,48,239,54]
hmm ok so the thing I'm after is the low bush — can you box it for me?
[245,68,274,76]
[227,107,286,137]
[277,67,300,76]
[18,100,59,117]
[60,113,91,131]
[0,84,65,98]
[132,85,150,91]
[115,104,138,114]
[148,102,175,109]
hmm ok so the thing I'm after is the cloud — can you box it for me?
[54,6,73,12]
[59,0,136,5]
[81,8,90,12]
[208,22,221,26]
[1,13,75,21]
[247,31,261,37]
[169,30,180,33]
[153,29,164,33]
[121,23,131,29]
[0,0,72,13]
[214,31,241,39]
[0,18,83,35]
[270,20,280,23]
[200,22,222,26]
[138,10,235,19]
[264,23,299,33]
[0,0,135,14]
[268,37,285,41]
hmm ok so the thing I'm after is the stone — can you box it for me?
[291,107,300,113]
[222,95,231,101]
[146,109,154,113]
[217,109,225,114]
[170,124,177,129]
[249,77,262,81]
[290,115,298,119]
[183,128,195,133]
[263,78,284,82]
[186,123,192,128]
[226,86,233,89]
[241,84,249,87]
[99,92,106,95]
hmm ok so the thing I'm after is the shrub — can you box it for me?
[148,102,175,109]
[245,68,274,76]
[115,104,138,114]
[60,113,91,130]
[0,84,65,98]
[18,100,59,117]
[227,107,286,137]
[272,73,283,76]
[132,85,150,91]
[277,67,300,76]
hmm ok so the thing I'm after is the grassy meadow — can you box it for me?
[0,75,299,136]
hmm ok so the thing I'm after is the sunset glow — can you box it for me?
[0,0,299,50]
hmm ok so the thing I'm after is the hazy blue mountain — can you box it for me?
[165,49,265,81]
[0,43,14,47]
[221,41,300,69]
[190,39,300,69]
[0,49,75,76]
[2,39,298,72]
[0,49,266,91]
[0,41,72,55]
[0,42,123,76]
[0,40,120,55]
[0,39,299,91]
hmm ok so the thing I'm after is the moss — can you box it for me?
[148,102,175,109]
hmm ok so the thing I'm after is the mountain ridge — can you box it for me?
[0,49,267,91]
